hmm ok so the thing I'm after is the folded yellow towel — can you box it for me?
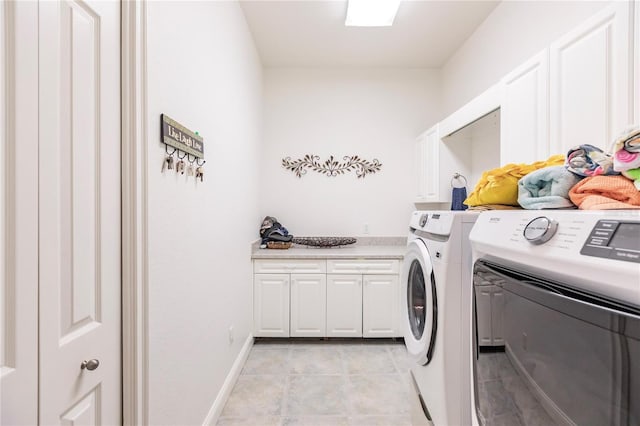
[569,175,640,210]
[465,155,565,207]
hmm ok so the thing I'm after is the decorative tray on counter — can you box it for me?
[292,237,357,247]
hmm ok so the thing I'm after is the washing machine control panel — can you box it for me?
[580,220,640,263]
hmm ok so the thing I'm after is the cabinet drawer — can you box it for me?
[254,259,326,274]
[327,259,399,275]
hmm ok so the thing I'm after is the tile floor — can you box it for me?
[217,339,413,426]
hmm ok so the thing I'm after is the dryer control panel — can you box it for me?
[580,220,640,263]
[469,210,640,307]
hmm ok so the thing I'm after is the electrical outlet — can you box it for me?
[364,223,369,234]
[228,326,234,344]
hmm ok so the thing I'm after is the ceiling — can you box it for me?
[239,0,500,68]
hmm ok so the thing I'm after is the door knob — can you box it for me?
[81,359,100,371]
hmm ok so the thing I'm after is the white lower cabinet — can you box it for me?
[363,275,399,338]
[326,275,363,337]
[326,259,401,338]
[253,258,401,338]
[254,274,290,337]
[290,274,326,337]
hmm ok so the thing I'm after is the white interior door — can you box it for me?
[38,0,121,423]
[1,2,40,424]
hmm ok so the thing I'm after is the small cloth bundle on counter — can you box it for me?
[464,154,565,207]
[259,216,293,247]
[568,175,640,210]
[517,165,582,209]
[565,144,619,177]
[611,125,640,189]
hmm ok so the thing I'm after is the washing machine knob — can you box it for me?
[523,216,558,245]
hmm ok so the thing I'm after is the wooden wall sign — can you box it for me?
[161,114,204,158]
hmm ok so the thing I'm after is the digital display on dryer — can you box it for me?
[581,220,640,263]
[609,223,640,251]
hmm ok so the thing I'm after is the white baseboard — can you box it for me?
[202,334,254,426]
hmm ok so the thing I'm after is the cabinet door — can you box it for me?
[475,286,493,347]
[326,275,362,337]
[254,274,289,337]
[290,274,326,337]
[501,50,550,163]
[415,125,439,202]
[550,2,631,155]
[491,287,505,346]
[631,0,640,124]
[363,275,399,338]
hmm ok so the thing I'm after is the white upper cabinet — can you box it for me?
[415,124,440,202]
[549,2,631,155]
[636,0,640,124]
[415,85,501,205]
[500,50,550,164]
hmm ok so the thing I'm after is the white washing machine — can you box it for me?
[469,210,640,426]
[402,210,480,426]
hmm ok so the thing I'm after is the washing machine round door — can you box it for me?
[402,239,437,365]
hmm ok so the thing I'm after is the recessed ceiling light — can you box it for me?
[345,0,402,27]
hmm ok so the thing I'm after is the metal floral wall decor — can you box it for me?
[282,154,382,178]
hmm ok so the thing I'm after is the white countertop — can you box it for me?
[251,237,407,260]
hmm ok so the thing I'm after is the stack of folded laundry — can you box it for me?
[563,136,640,210]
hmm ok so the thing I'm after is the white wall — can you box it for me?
[146,2,262,424]
[261,68,440,237]
[441,0,610,116]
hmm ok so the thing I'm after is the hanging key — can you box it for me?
[195,166,204,182]
[176,160,185,175]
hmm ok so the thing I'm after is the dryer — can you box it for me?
[469,210,640,426]
[402,210,480,426]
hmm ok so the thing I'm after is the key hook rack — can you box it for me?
[160,114,206,182]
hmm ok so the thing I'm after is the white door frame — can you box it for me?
[121,1,148,424]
